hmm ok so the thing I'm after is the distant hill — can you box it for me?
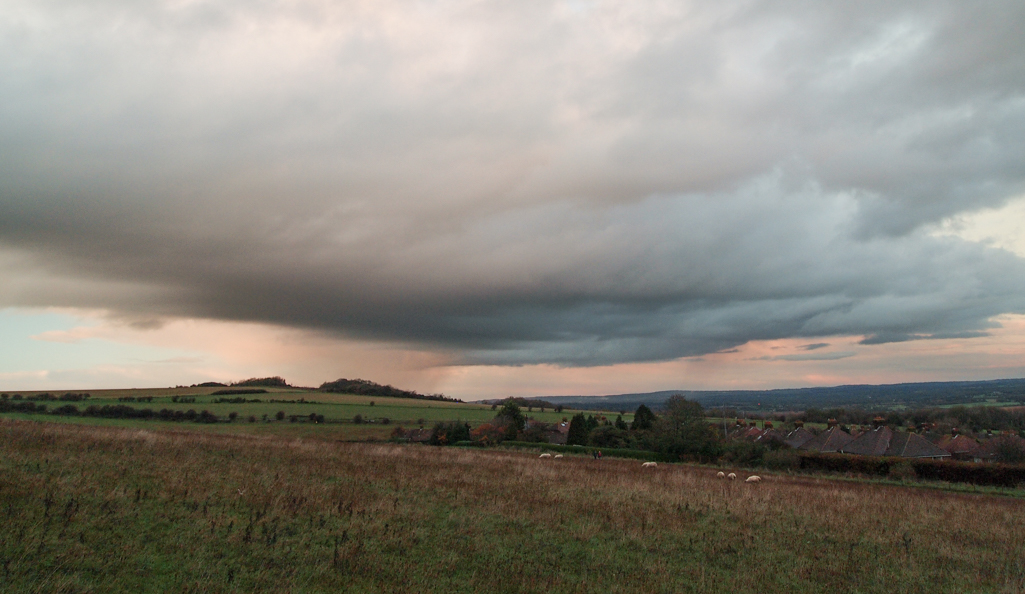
[319,378,461,402]
[525,378,1025,413]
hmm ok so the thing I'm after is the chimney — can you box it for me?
[794,420,804,428]
[764,421,774,429]
[827,418,838,429]
[872,416,885,429]
[951,427,958,436]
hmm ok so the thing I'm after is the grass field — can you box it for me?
[0,388,608,427]
[2,419,1023,593]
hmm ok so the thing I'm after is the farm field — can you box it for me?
[2,419,1023,593]
[0,388,600,426]
[0,412,399,441]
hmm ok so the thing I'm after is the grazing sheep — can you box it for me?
[553,454,563,459]
[641,461,657,468]
[539,453,552,458]
[727,473,737,481]
[745,475,762,483]
[716,471,726,479]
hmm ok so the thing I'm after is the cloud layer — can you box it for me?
[2,0,1025,367]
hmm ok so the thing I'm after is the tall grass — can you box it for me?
[1,418,1023,593]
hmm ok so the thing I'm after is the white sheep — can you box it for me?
[641,461,657,468]
[553,454,563,459]
[727,473,737,481]
[716,471,726,479]
[745,475,762,483]
[539,453,552,458]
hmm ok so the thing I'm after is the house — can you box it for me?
[935,433,981,461]
[974,434,1025,463]
[841,426,950,459]
[784,427,815,449]
[546,422,569,445]
[799,426,854,453]
[754,428,786,448]
[733,426,764,441]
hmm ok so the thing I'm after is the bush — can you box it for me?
[763,449,800,471]
[889,462,917,481]
[430,421,471,445]
[720,441,766,466]
[275,411,286,421]
[353,414,364,424]
[50,404,81,416]
[211,390,267,397]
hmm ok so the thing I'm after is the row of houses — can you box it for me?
[733,422,1025,462]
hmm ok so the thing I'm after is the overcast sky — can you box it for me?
[2,0,1025,397]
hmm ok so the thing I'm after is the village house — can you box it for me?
[799,425,856,453]
[841,426,950,459]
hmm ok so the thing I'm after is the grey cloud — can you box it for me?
[800,343,830,351]
[752,351,857,362]
[1,0,1025,366]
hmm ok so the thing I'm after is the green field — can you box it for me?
[0,388,627,435]
[2,419,1023,593]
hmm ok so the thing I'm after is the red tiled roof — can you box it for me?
[936,434,980,456]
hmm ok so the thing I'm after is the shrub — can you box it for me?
[470,423,506,446]
[763,449,800,471]
[720,441,766,466]
[228,412,239,421]
[353,414,364,424]
[275,411,286,421]
[431,421,471,445]
[889,462,917,481]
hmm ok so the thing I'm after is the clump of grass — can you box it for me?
[1,418,1023,593]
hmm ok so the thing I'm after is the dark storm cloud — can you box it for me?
[1,0,1025,366]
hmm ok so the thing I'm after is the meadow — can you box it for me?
[0,388,593,428]
[2,419,1023,593]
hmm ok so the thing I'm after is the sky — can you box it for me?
[2,0,1025,399]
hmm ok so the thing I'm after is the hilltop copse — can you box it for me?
[319,378,460,402]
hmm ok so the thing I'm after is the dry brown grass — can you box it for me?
[1,418,1024,593]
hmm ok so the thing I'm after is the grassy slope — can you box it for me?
[2,419,1024,593]
[1,388,610,426]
